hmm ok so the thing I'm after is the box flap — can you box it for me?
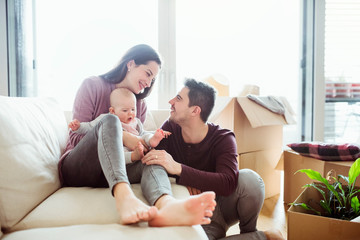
[208,97,234,123]
[237,97,289,128]
[275,151,284,170]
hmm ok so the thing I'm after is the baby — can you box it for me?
[68,87,171,163]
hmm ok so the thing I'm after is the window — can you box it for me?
[6,0,302,147]
[34,0,158,110]
[323,0,360,143]
[176,0,301,144]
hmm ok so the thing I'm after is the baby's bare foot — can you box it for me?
[131,142,145,161]
[149,191,216,227]
[149,129,171,148]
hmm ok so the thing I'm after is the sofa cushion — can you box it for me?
[0,97,68,230]
[2,223,208,240]
[9,179,190,231]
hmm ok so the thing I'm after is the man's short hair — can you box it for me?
[184,78,216,122]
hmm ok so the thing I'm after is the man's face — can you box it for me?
[168,87,193,124]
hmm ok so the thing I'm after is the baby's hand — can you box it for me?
[68,119,80,131]
[149,129,172,148]
[161,130,172,138]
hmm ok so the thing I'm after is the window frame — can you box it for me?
[301,0,326,141]
[0,0,8,96]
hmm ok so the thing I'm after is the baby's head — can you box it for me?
[109,88,137,124]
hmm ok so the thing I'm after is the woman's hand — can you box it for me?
[123,131,148,151]
[141,149,182,176]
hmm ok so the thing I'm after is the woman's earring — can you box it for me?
[128,69,130,72]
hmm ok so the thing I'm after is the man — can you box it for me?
[142,78,284,240]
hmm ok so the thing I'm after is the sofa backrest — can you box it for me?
[0,96,68,231]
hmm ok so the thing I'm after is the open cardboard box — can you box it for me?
[209,96,295,154]
[209,96,295,198]
[288,184,360,240]
[283,150,360,203]
[238,149,283,198]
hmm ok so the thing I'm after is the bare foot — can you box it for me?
[264,229,284,240]
[131,142,145,161]
[149,129,171,148]
[149,191,216,227]
[114,183,158,224]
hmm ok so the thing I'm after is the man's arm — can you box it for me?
[144,121,239,196]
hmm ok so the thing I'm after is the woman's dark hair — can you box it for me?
[100,44,162,99]
[184,78,216,122]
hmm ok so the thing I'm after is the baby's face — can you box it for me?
[112,97,137,124]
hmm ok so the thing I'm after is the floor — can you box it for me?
[226,189,288,239]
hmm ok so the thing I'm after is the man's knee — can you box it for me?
[237,169,265,197]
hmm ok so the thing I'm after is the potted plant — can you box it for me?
[290,158,360,221]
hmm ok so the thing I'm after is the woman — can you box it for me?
[58,44,216,226]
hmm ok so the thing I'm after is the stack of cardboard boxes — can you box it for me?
[209,96,295,198]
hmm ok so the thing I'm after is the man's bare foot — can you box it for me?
[149,191,216,227]
[149,129,171,148]
[264,229,284,240]
[131,142,145,161]
[114,183,158,224]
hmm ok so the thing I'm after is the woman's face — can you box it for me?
[124,60,160,94]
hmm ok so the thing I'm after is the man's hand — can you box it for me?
[141,149,182,176]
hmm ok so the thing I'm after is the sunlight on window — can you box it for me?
[176,0,301,144]
[176,0,300,106]
[35,0,158,110]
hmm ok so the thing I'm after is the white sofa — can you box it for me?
[0,96,208,240]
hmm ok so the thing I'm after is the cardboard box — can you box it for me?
[238,149,283,198]
[209,96,295,154]
[284,150,360,203]
[288,185,360,240]
[209,96,295,198]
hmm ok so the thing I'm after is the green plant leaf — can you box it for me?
[338,174,349,184]
[320,199,332,215]
[297,169,328,184]
[336,182,347,205]
[349,189,360,199]
[349,158,360,185]
[351,196,360,215]
[306,183,328,204]
[297,169,343,207]
[290,202,321,215]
